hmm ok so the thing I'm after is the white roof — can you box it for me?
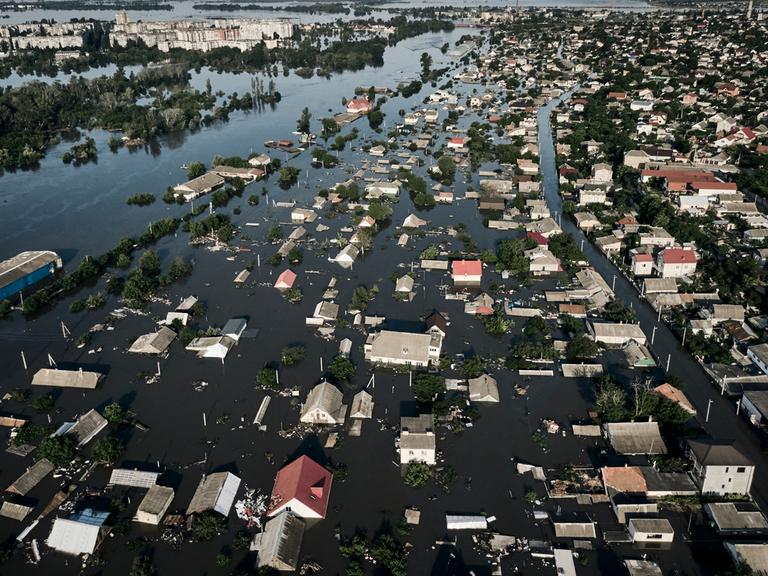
[47,518,102,555]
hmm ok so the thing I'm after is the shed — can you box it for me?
[446,515,488,530]
[108,468,160,489]
[628,518,674,543]
[350,390,374,419]
[254,511,305,572]
[135,485,175,525]
[468,374,500,403]
[0,501,32,522]
[6,458,55,495]
[552,512,597,539]
[186,472,241,516]
[32,368,101,389]
[128,326,176,355]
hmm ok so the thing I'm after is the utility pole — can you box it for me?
[21,351,27,371]
[666,353,671,373]
[651,325,657,346]
[682,327,687,347]
[612,274,616,292]
[736,398,742,416]
[705,399,713,423]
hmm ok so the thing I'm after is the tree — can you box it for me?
[32,394,54,413]
[484,307,512,336]
[167,257,193,282]
[297,107,312,135]
[38,436,75,467]
[461,357,484,378]
[403,462,432,487]
[192,512,227,541]
[370,535,407,576]
[329,356,355,383]
[187,161,206,179]
[367,201,392,222]
[412,373,443,404]
[103,402,125,423]
[256,368,279,390]
[138,250,161,277]
[437,155,456,184]
[129,555,156,576]
[281,345,306,367]
[596,378,629,422]
[93,436,124,465]
[523,316,550,340]
[565,335,598,361]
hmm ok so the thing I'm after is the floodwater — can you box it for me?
[0,0,653,26]
[0,23,719,576]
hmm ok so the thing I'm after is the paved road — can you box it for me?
[537,96,768,510]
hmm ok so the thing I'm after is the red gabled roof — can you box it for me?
[347,98,371,111]
[274,269,296,289]
[268,455,333,518]
[660,248,697,264]
[634,253,653,262]
[449,137,466,145]
[527,231,549,245]
[617,214,638,226]
[690,181,737,191]
[452,259,482,277]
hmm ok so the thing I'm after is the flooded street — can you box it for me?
[0,7,734,576]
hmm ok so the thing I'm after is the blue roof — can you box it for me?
[70,508,109,526]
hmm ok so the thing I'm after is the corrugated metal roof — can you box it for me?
[108,469,160,489]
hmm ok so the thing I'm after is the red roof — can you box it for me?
[347,98,371,111]
[634,253,653,262]
[268,455,332,518]
[452,259,482,278]
[617,214,638,226]
[449,137,466,145]
[274,269,296,289]
[660,248,697,264]
[690,181,737,191]
[527,231,549,245]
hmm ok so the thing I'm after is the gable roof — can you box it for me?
[268,456,332,518]
[452,259,482,277]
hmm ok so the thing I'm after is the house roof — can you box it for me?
[186,472,241,516]
[300,382,346,423]
[32,368,101,389]
[268,455,333,518]
[109,468,160,488]
[137,485,175,517]
[425,311,449,334]
[47,509,109,555]
[64,409,108,447]
[468,374,500,402]
[274,269,297,289]
[660,248,697,264]
[688,439,752,467]
[706,502,768,531]
[452,260,482,277]
[6,458,55,495]
[602,466,647,494]
[604,421,667,455]
[256,511,305,571]
[654,383,696,414]
[129,326,177,354]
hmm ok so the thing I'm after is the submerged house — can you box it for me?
[267,455,333,519]
[365,330,442,368]
[300,382,347,425]
[47,509,110,556]
[186,472,241,516]
[254,511,305,572]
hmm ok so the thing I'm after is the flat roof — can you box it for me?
[32,368,102,389]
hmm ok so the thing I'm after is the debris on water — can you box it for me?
[235,488,267,528]
[193,380,209,391]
